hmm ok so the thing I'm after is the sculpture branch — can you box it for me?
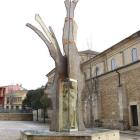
[26,23,56,61]
[35,14,63,58]
[49,26,63,56]
[35,14,53,43]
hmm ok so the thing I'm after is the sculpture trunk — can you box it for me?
[26,0,85,132]
[63,0,85,131]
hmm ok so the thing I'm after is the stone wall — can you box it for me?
[0,113,33,121]
[98,74,120,120]
[121,66,140,103]
[100,65,140,129]
[100,119,120,129]
[83,63,140,130]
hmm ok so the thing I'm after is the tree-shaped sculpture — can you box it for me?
[26,0,85,132]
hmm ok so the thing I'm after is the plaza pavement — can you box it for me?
[0,116,140,140]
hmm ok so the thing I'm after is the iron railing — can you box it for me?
[0,108,32,114]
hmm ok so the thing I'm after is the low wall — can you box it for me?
[0,113,33,121]
[100,119,119,129]
[47,109,52,118]
[96,119,128,130]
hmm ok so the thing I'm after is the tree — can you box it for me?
[40,94,52,123]
[22,88,44,121]
[31,88,44,121]
[22,90,34,109]
[85,37,94,127]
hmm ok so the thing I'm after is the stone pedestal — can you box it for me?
[20,129,120,140]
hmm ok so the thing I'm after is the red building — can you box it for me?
[0,85,20,109]
[0,87,5,108]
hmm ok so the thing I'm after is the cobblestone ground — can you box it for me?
[120,134,140,140]
[0,121,50,140]
[0,117,140,140]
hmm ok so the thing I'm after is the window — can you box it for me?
[19,97,22,101]
[96,67,99,76]
[132,48,138,62]
[13,97,16,102]
[17,97,22,102]
[7,97,9,104]
[111,59,115,70]
[16,106,19,110]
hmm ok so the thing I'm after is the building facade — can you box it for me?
[81,30,140,130]
[4,90,28,110]
[0,87,5,110]
[46,30,140,130]
[0,85,28,110]
[0,85,19,109]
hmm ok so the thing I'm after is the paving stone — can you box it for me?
[0,116,140,140]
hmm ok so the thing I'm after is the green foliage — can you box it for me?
[22,90,34,109]
[22,87,52,111]
[40,94,52,123]
[40,94,52,110]
[31,88,44,110]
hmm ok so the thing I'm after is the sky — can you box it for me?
[0,0,140,90]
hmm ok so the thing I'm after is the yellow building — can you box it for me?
[4,90,28,110]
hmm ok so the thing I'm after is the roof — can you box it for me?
[0,85,14,88]
[81,30,140,66]
[79,50,100,55]
[0,85,27,90]
[86,60,140,81]
[46,68,55,77]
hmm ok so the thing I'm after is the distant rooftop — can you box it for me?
[0,85,27,90]
[79,50,100,55]
[0,85,15,88]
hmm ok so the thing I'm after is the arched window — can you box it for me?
[132,48,138,62]
[111,59,115,70]
[96,67,99,76]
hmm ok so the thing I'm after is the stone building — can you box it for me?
[46,30,140,130]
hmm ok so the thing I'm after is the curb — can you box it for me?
[120,131,140,136]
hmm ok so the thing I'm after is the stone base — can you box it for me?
[99,119,129,130]
[130,126,139,131]
[20,128,120,140]
[0,113,33,121]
